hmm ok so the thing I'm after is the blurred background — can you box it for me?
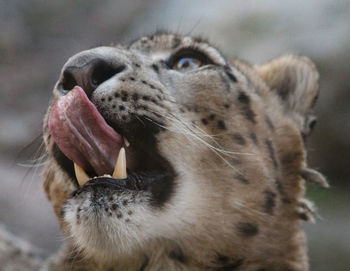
[0,0,349,270]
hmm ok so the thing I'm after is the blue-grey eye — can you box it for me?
[173,57,202,71]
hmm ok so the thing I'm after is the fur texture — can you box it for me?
[3,32,327,271]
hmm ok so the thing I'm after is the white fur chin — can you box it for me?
[62,170,205,261]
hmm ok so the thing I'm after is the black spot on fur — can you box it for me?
[237,91,256,123]
[129,76,135,81]
[265,139,278,168]
[282,198,292,204]
[122,95,128,102]
[275,179,284,195]
[142,95,150,101]
[249,132,258,145]
[265,115,275,130]
[139,257,149,271]
[232,133,246,145]
[169,248,187,264]
[237,91,250,104]
[234,173,249,184]
[226,71,237,82]
[114,93,120,98]
[152,64,159,73]
[134,63,141,68]
[263,190,277,215]
[215,255,244,271]
[127,210,133,215]
[281,151,302,165]
[224,103,230,109]
[217,120,227,130]
[209,114,216,120]
[117,212,123,219]
[132,93,139,101]
[201,118,209,125]
[119,105,125,111]
[237,222,259,237]
[111,203,118,210]
[122,199,128,206]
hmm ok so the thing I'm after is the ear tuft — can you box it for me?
[256,55,319,135]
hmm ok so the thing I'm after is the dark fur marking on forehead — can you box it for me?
[237,91,250,104]
[215,255,244,271]
[264,139,278,169]
[263,190,277,215]
[219,71,231,92]
[237,222,259,237]
[237,91,256,124]
[225,71,237,83]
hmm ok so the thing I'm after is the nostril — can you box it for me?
[59,71,77,93]
[90,62,126,88]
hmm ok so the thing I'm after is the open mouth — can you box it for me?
[48,86,175,205]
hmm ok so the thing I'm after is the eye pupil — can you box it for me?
[175,57,201,71]
[181,59,190,68]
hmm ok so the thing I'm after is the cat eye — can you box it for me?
[173,57,202,71]
[167,48,212,72]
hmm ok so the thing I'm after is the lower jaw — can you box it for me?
[71,170,176,207]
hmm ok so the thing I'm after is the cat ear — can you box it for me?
[256,55,319,137]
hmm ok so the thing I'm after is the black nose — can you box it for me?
[58,58,126,95]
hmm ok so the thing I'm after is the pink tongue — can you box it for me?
[48,86,122,176]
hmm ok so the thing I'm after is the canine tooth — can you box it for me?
[74,163,90,186]
[112,147,127,179]
[123,137,130,147]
